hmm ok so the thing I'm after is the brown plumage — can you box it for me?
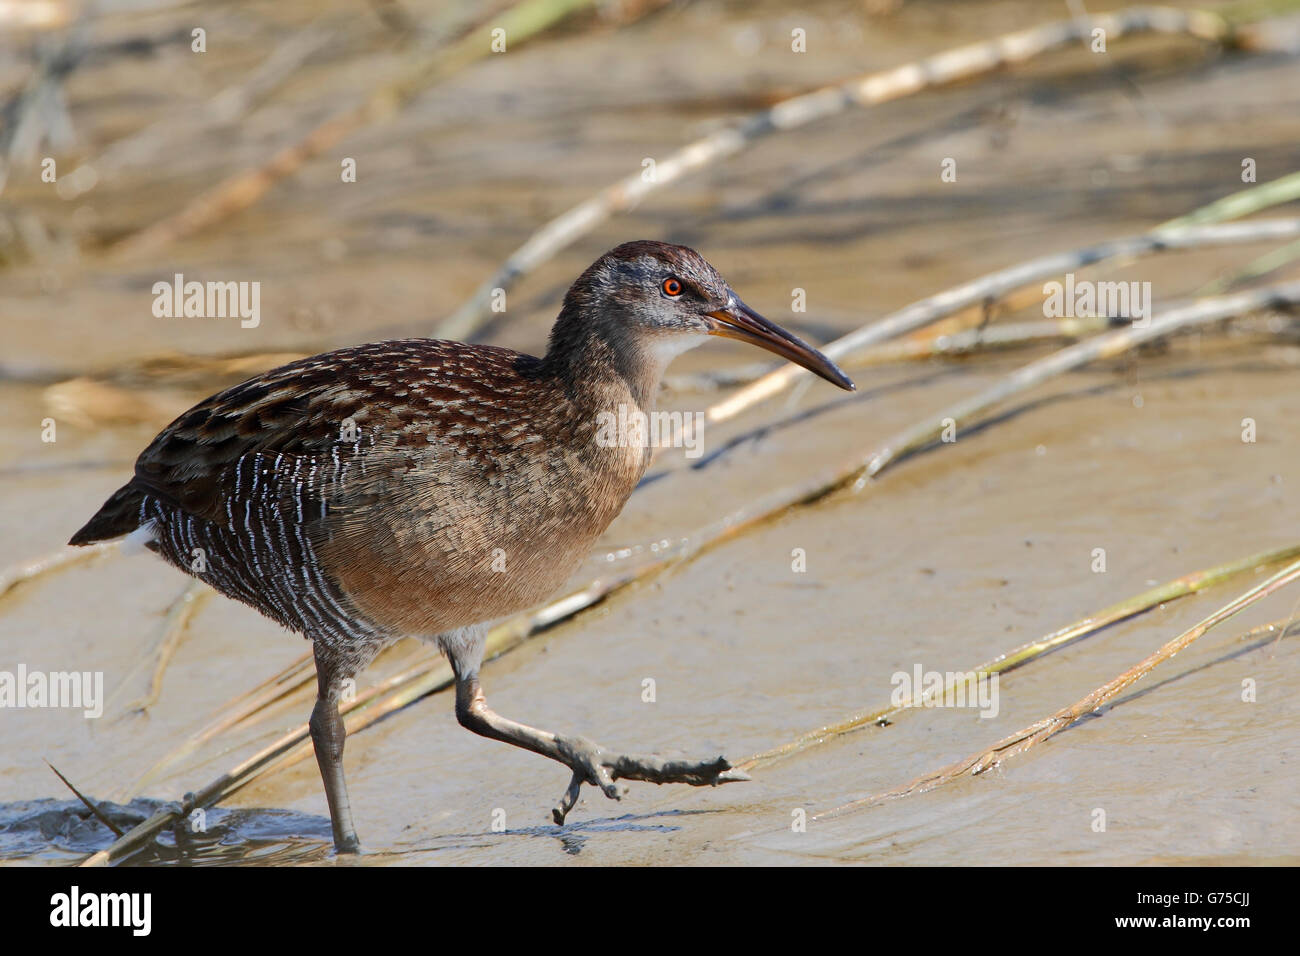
[71,240,853,853]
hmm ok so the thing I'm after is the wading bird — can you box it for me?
[71,241,854,852]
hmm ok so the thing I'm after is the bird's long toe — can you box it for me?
[549,736,750,824]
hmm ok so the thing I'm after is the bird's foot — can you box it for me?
[333,833,361,855]
[550,735,750,825]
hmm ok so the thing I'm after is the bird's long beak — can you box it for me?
[706,298,855,391]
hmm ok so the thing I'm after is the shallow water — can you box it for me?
[2,0,1299,865]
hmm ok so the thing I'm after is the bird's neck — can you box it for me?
[540,309,669,414]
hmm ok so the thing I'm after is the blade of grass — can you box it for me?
[816,556,1300,820]
[46,761,124,838]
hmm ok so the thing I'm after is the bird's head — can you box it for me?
[547,240,855,393]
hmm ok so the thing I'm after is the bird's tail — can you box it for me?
[69,480,147,546]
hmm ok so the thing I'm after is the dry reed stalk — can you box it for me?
[666,171,1300,397]
[693,218,1300,429]
[0,4,90,195]
[664,319,1091,391]
[815,558,1300,821]
[859,281,1300,480]
[46,761,123,837]
[737,542,1300,772]
[119,582,212,717]
[0,541,113,601]
[121,652,317,800]
[1196,238,1300,295]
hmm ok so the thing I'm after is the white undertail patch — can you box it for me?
[120,519,158,555]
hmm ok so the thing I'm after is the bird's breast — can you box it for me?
[319,408,649,636]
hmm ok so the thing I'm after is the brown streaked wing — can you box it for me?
[129,338,537,527]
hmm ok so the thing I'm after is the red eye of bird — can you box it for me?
[662,277,683,297]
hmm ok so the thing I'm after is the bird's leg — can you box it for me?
[451,671,749,825]
[308,643,361,854]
